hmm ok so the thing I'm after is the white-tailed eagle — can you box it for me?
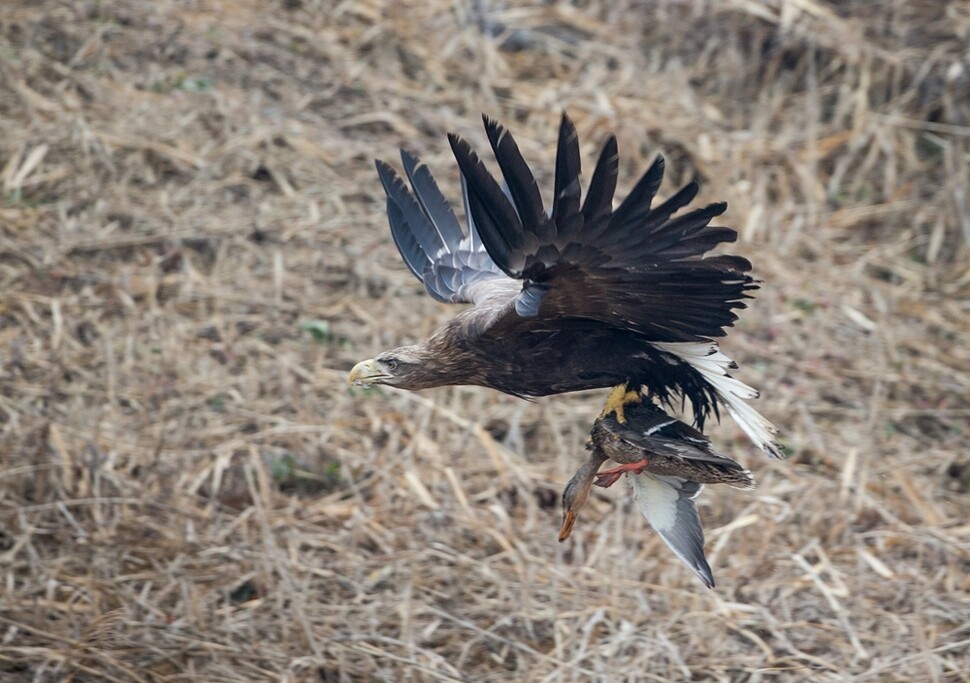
[349,113,780,458]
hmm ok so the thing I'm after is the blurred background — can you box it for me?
[1,1,968,680]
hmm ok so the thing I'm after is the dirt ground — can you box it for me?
[1,1,969,681]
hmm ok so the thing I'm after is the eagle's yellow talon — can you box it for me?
[600,384,642,424]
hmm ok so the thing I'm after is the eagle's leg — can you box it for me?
[599,382,642,424]
[593,459,651,488]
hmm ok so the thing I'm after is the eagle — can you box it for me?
[349,113,781,458]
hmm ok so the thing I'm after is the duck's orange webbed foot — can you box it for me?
[593,459,651,488]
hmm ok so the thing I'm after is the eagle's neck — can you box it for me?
[407,321,486,389]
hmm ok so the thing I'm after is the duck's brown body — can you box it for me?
[589,401,755,489]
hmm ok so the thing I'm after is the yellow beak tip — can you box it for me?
[348,359,379,386]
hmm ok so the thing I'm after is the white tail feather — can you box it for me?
[654,341,784,458]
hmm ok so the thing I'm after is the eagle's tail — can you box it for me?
[653,341,785,458]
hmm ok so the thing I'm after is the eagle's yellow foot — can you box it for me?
[600,383,642,424]
[593,459,651,488]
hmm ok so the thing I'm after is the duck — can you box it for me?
[559,398,754,588]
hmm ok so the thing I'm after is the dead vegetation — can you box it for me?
[1,0,968,680]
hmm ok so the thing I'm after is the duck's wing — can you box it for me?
[628,472,715,588]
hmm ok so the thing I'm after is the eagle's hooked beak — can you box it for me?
[348,359,388,385]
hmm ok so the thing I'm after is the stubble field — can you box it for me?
[1,1,969,680]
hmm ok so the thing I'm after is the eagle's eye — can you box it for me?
[384,358,399,371]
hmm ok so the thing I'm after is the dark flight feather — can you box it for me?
[581,135,619,227]
[552,112,582,229]
[482,115,551,244]
[607,155,667,237]
[448,133,524,271]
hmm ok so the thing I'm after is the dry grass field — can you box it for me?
[2,1,969,680]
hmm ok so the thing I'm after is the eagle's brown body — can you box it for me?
[420,311,717,405]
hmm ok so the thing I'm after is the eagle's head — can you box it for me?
[348,318,483,391]
[347,346,432,390]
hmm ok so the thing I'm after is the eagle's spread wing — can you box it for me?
[448,115,781,457]
[448,114,755,342]
[375,152,519,308]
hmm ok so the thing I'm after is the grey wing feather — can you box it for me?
[460,173,481,253]
[375,156,519,307]
[400,150,464,253]
[375,160,447,265]
[384,195,428,284]
[430,248,520,307]
[629,473,715,589]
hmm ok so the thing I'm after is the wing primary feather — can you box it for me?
[581,135,619,225]
[552,112,582,226]
[375,159,446,261]
[400,149,464,253]
[482,115,550,242]
[623,202,729,258]
[460,172,482,253]
[652,225,737,260]
[384,197,428,284]
[633,181,700,234]
[449,132,525,275]
[375,160,439,282]
[608,155,666,234]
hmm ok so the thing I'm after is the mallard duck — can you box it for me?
[559,399,754,588]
